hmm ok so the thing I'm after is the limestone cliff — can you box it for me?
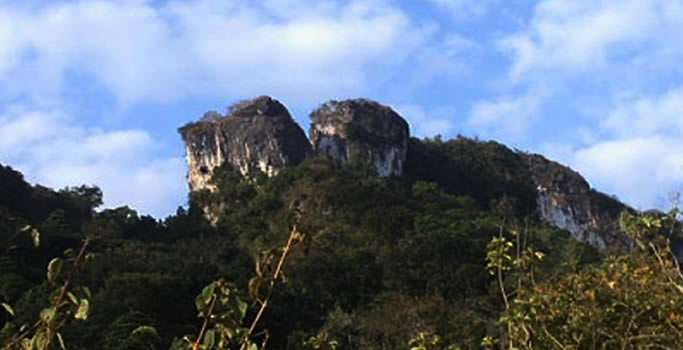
[178,96,311,192]
[177,96,679,257]
[309,99,409,177]
[523,154,632,251]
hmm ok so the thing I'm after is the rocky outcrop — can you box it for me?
[177,96,678,257]
[178,96,311,192]
[523,154,631,251]
[309,99,409,177]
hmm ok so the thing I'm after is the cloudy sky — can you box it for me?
[1,0,682,217]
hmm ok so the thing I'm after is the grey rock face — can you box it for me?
[524,154,630,250]
[179,96,311,192]
[309,99,409,177]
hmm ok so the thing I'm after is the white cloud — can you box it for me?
[573,136,683,210]
[411,33,479,84]
[602,87,683,138]
[0,105,186,218]
[0,0,472,218]
[486,0,683,210]
[393,104,455,138]
[540,86,683,210]
[467,89,546,141]
[499,0,683,80]
[0,0,438,105]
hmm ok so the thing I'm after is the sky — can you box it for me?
[0,0,682,218]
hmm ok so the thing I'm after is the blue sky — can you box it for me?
[1,0,682,217]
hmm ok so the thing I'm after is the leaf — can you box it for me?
[196,282,216,311]
[81,286,92,299]
[131,326,160,340]
[224,327,234,341]
[47,257,64,283]
[20,338,31,350]
[63,248,75,258]
[1,302,15,316]
[56,332,66,350]
[203,329,216,349]
[236,299,248,320]
[30,228,40,247]
[248,342,258,350]
[226,295,248,322]
[75,299,89,320]
[40,307,56,323]
[33,329,48,350]
[67,292,79,305]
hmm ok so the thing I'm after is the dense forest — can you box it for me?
[1,135,682,349]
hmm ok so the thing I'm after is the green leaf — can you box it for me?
[131,326,160,340]
[47,257,64,283]
[20,338,31,350]
[224,327,234,341]
[63,248,75,258]
[1,302,15,316]
[196,282,217,311]
[75,298,89,320]
[40,307,56,323]
[236,299,248,320]
[81,286,92,299]
[33,329,48,350]
[249,342,258,350]
[67,291,79,305]
[203,329,216,349]
[30,228,40,247]
[56,332,66,350]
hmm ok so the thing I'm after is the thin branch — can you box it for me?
[239,225,299,350]
[47,239,90,348]
[193,294,218,350]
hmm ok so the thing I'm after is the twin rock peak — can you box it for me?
[178,96,409,192]
[178,95,661,255]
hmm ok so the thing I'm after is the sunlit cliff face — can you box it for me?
[525,153,631,251]
[178,96,311,192]
[309,99,409,177]
[176,96,682,258]
[180,97,411,195]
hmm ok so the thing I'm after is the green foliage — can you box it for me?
[0,137,657,350]
[303,331,338,350]
[486,237,513,275]
[498,209,683,349]
[174,279,251,350]
[103,311,159,350]
[2,240,92,350]
[408,332,460,350]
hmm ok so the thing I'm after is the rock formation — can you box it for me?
[523,154,631,251]
[177,96,681,259]
[309,99,409,177]
[178,96,311,192]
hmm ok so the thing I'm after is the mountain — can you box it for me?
[0,97,681,349]
[178,96,643,254]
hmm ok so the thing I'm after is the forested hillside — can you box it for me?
[1,135,682,350]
